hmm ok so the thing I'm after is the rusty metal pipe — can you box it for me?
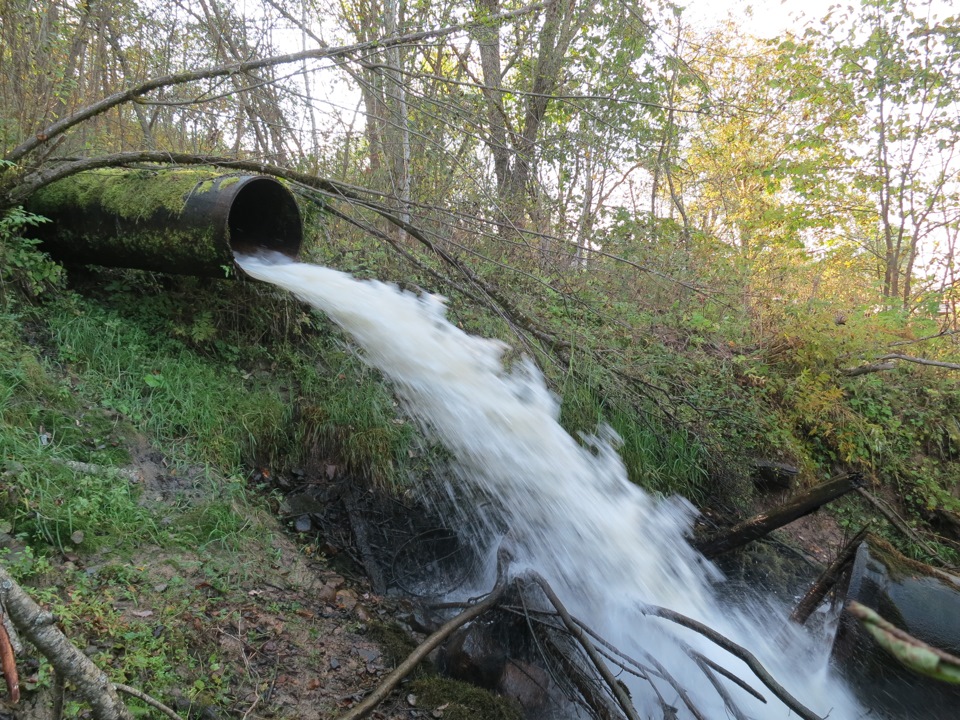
[25,168,302,277]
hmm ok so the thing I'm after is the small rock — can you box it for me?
[336,588,358,611]
[154,583,168,593]
[357,647,380,664]
[406,693,417,707]
[317,583,338,604]
[294,515,312,533]
[329,657,340,670]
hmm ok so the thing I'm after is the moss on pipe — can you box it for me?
[26,167,302,276]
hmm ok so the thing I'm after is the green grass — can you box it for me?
[47,302,290,468]
[557,365,710,502]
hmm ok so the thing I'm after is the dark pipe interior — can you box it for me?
[228,178,303,257]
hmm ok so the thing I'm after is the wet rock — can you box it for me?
[832,537,960,719]
[498,660,551,710]
[441,621,508,689]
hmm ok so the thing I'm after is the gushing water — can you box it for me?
[237,252,866,719]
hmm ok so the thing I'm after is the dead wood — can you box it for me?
[641,604,823,720]
[843,353,960,376]
[854,487,947,562]
[523,572,642,720]
[642,654,707,720]
[687,652,749,720]
[790,524,871,625]
[539,633,621,720]
[335,545,512,720]
[114,684,183,720]
[0,565,134,720]
[695,472,864,557]
[0,608,19,703]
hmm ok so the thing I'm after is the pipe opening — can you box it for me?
[227,178,303,258]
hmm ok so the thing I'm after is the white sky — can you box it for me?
[679,0,838,37]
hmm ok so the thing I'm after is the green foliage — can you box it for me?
[0,205,62,302]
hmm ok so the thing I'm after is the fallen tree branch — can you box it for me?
[114,684,184,720]
[686,647,766,705]
[524,572,642,720]
[335,545,512,720]
[640,604,823,720]
[695,472,864,557]
[855,488,944,561]
[687,652,749,720]
[539,633,621,720]
[843,353,960,376]
[791,524,871,625]
[0,564,134,720]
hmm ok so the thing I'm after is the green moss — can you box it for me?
[28,168,226,222]
[410,677,523,720]
[366,621,421,667]
[219,177,240,189]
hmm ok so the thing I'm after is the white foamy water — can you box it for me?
[237,252,867,719]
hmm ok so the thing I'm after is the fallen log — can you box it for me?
[695,472,864,558]
[790,524,871,625]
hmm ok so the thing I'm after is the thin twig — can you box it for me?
[114,684,184,720]
[525,572,642,720]
[687,649,766,703]
[687,652,749,720]
[855,488,944,561]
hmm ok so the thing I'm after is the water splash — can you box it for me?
[237,252,865,719]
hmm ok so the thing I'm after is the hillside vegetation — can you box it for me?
[1,0,959,716]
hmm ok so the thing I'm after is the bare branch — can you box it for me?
[0,565,134,720]
[524,572,642,720]
[3,2,547,165]
[844,353,960,376]
[640,604,823,720]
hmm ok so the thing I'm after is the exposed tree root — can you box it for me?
[0,608,19,703]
